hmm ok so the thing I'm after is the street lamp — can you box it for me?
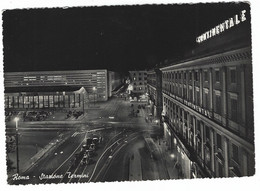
[93,87,97,106]
[14,117,19,174]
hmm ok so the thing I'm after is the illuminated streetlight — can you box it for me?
[14,117,19,173]
[93,87,97,106]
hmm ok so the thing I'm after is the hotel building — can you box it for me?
[160,9,254,178]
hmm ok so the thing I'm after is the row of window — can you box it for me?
[133,82,147,85]
[4,94,84,109]
[163,96,249,177]
[162,67,237,84]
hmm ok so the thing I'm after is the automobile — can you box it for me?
[89,143,96,151]
[92,137,99,145]
[81,154,90,165]
[81,144,87,152]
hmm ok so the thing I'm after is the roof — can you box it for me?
[4,86,86,93]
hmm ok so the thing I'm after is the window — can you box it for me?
[139,77,142,80]
[204,71,208,82]
[139,82,142,85]
[231,98,238,122]
[205,126,210,141]
[215,70,220,82]
[232,144,239,164]
[195,72,199,81]
[217,133,222,150]
[215,95,221,114]
[189,72,192,81]
[230,69,236,83]
[184,72,187,80]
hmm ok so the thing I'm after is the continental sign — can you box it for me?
[196,10,247,43]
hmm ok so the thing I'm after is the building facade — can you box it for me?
[147,68,163,117]
[160,9,254,178]
[108,71,124,97]
[4,87,88,111]
[129,70,147,94]
[4,69,110,102]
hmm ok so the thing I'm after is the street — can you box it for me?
[7,89,180,185]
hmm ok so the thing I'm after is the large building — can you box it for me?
[160,9,254,178]
[129,70,147,94]
[4,69,123,108]
[4,86,87,111]
[147,68,163,118]
[108,71,124,97]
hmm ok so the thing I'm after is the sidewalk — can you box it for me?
[146,135,179,180]
[129,151,142,181]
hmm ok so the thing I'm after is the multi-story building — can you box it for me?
[4,69,116,104]
[160,9,254,178]
[147,68,163,117]
[108,71,124,97]
[129,70,147,94]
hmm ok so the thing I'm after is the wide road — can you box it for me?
[8,88,172,185]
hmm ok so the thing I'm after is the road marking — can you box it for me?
[44,132,87,184]
[87,137,124,182]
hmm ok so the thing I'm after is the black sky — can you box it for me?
[3,3,250,73]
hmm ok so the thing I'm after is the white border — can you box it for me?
[0,1,259,191]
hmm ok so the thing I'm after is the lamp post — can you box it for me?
[14,117,19,174]
[93,87,96,106]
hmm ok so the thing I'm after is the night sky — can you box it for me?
[3,3,250,74]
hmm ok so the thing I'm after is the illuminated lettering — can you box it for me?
[196,10,247,43]
[234,14,240,25]
[241,10,246,22]
[219,23,225,32]
[229,17,234,28]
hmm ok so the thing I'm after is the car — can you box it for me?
[81,154,90,165]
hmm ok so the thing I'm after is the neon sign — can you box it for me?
[196,10,247,43]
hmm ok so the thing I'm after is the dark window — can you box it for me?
[215,70,220,82]
[184,73,187,80]
[195,72,199,81]
[133,73,136,76]
[230,69,236,83]
[139,77,141,80]
[204,93,209,109]
[232,144,239,163]
[217,133,222,150]
[215,95,221,114]
[189,72,192,81]
[231,98,238,122]
[205,126,210,141]
[144,77,147,80]
[204,71,208,81]
[139,82,142,85]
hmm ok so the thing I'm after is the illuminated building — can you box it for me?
[4,69,123,110]
[160,9,254,178]
[129,70,147,94]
